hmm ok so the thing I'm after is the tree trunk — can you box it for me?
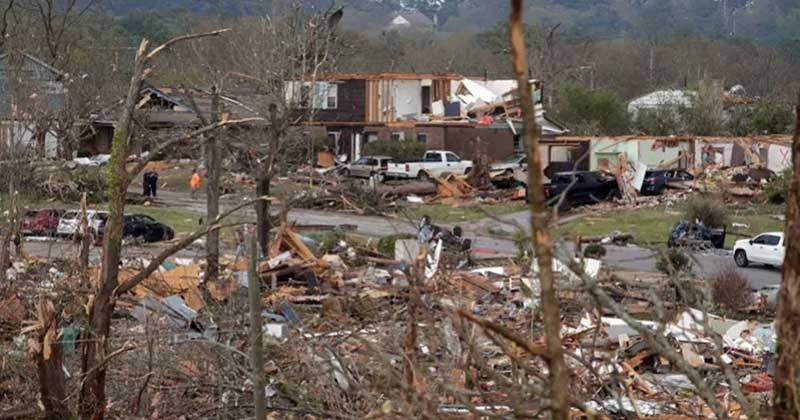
[79,193,90,287]
[256,104,281,254]
[774,100,800,419]
[79,40,149,420]
[36,298,69,420]
[255,160,270,255]
[247,229,266,419]
[0,179,13,283]
[509,1,570,419]
[206,86,222,284]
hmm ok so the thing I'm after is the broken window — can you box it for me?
[365,132,378,143]
[391,132,405,141]
[417,133,428,143]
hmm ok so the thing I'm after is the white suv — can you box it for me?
[57,210,108,238]
[734,232,785,267]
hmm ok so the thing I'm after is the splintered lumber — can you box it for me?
[120,265,204,310]
[427,173,475,203]
[453,272,502,293]
[268,222,330,274]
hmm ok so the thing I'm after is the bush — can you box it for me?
[363,139,426,162]
[632,106,684,136]
[553,83,629,136]
[711,265,753,314]
[656,249,692,275]
[684,196,728,228]
[765,167,791,204]
[583,243,607,258]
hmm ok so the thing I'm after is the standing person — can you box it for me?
[149,171,159,198]
[142,172,150,197]
[190,168,201,199]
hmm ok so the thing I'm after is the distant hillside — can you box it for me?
[100,0,800,42]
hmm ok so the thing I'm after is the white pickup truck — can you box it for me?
[386,150,473,180]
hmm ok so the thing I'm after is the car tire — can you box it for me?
[417,171,431,181]
[504,169,513,175]
[735,250,749,267]
[464,167,472,175]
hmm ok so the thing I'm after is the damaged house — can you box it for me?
[81,85,265,156]
[0,51,66,158]
[288,72,582,173]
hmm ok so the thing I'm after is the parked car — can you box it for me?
[667,220,726,249]
[490,154,527,173]
[385,150,473,180]
[544,171,619,208]
[641,169,695,195]
[342,156,393,178]
[22,209,66,236]
[95,214,175,245]
[734,232,785,267]
[57,210,108,238]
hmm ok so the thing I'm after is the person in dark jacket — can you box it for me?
[143,171,159,198]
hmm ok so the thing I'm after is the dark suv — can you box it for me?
[544,171,619,208]
[95,214,175,245]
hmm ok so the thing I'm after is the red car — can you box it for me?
[22,209,65,236]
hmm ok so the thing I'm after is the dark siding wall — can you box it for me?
[316,80,366,122]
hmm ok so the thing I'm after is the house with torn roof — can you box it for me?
[0,50,66,158]
[294,72,580,171]
[80,85,265,156]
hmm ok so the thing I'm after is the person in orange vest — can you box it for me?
[190,168,201,199]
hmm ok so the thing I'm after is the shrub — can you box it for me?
[764,167,791,204]
[377,233,416,255]
[363,139,426,162]
[684,196,728,228]
[553,83,630,136]
[656,249,692,275]
[632,106,684,136]
[711,265,753,314]
[583,243,607,258]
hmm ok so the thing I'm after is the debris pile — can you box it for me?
[0,214,781,419]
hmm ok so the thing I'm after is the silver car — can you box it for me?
[343,156,393,178]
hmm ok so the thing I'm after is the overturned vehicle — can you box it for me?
[667,220,726,250]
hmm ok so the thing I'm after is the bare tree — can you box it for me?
[225,3,342,252]
[509,1,570,419]
[78,29,240,420]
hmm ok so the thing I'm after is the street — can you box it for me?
[21,190,783,290]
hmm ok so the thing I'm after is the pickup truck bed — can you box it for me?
[386,150,473,180]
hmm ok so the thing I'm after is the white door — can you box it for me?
[749,235,771,264]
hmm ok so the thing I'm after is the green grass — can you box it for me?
[397,202,528,224]
[127,206,205,235]
[555,203,785,248]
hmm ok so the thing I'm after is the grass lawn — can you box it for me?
[127,206,204,235]
[555,203,785,248]
[397,202,528,224]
